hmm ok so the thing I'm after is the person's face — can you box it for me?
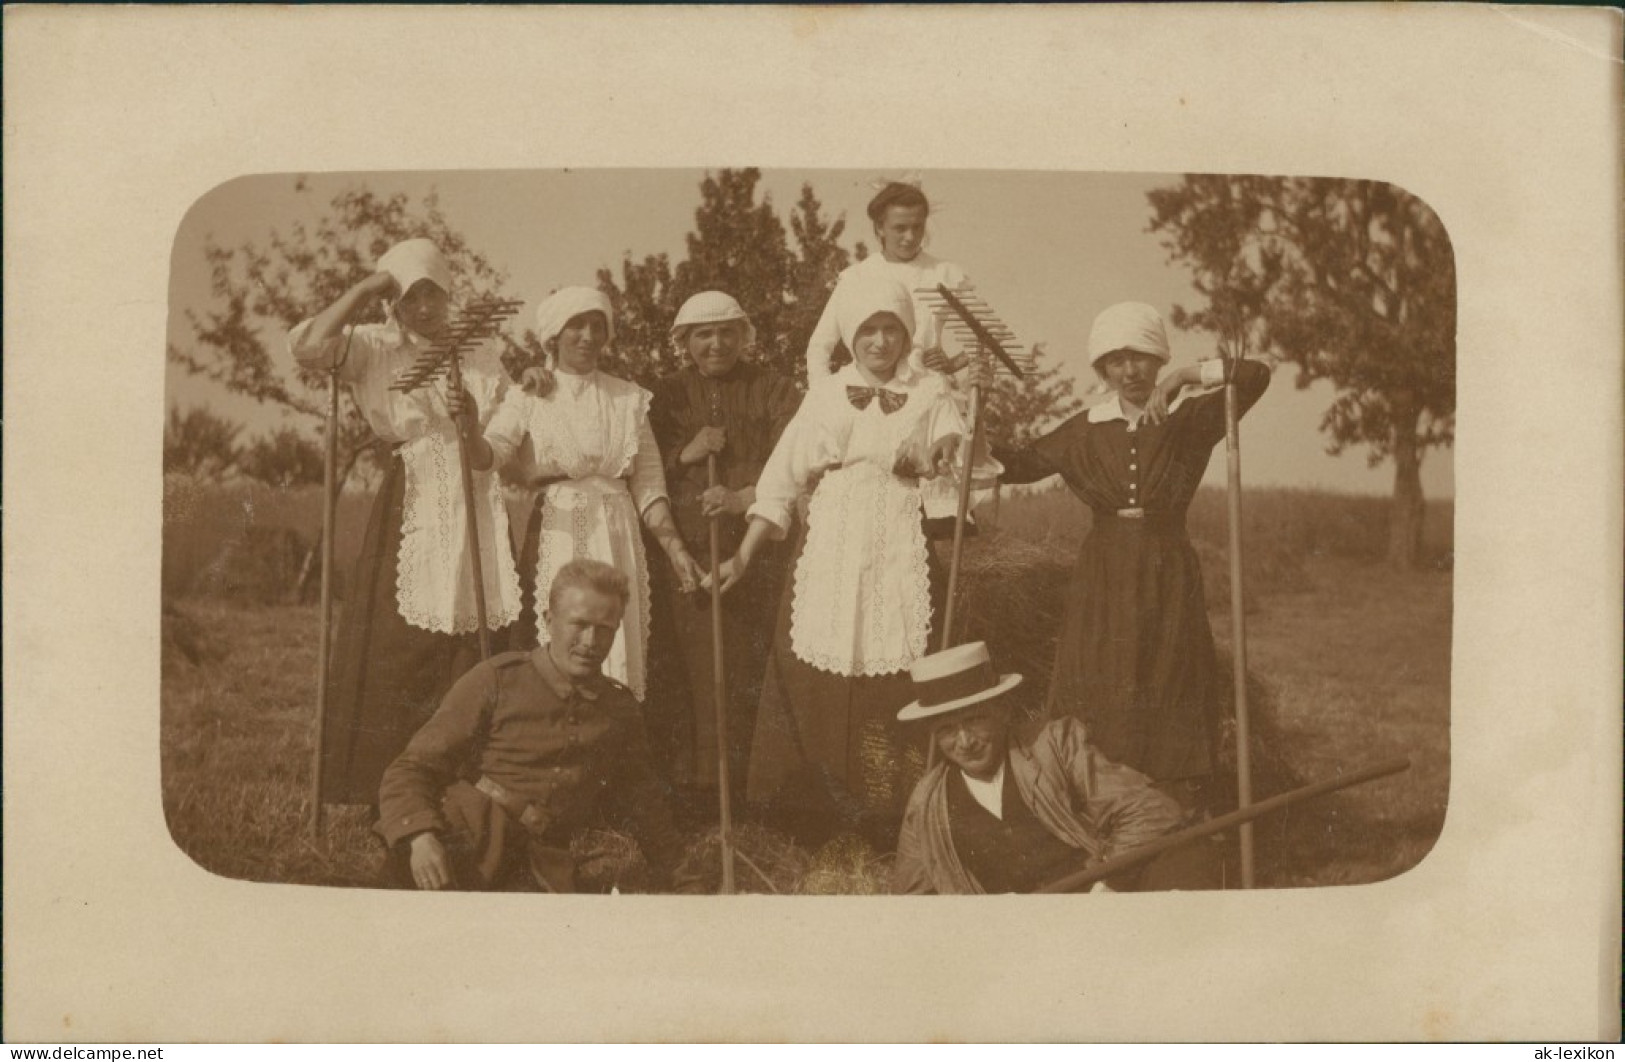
[685,321,745,378]
[875,204,928,263]
[552,311,610,374]
[395,281,450,340]
[544,584,624,681]
[933,704,1010,782]
[852,312,909,381]
[1097,350,1163,408]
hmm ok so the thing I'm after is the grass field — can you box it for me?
[160,478,1452,893]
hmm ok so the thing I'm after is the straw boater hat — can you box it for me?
[896,641,1023,723]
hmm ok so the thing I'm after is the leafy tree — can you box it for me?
[597,169,854,390]
[167,182,531,491]
[240,426,326,488]
[979,344,1079,451]
[163,406,242,481]
[1147,176,1456,568]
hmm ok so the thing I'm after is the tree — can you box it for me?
[164,406,242,482]
[597,169,855,390]
[240,427,326,489]
[1146,176,1456,568]
[168,182,529,492]
[979,344,1079,451]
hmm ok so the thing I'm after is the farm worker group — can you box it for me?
[286,178,1270,893]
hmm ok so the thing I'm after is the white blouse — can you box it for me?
[483,370,669,699]
[484,370,667,511]
[750,364,979,676]
[286,317,522,635]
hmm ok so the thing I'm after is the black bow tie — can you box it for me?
[847,386,908,414]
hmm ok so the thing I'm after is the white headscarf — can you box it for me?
[1087,302,1172,366]
[377,238,453,298]
[835,273,916,353]
[534,286,616,347]
[670,290,756,350]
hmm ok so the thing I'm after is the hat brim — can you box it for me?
[897,673,1023,723]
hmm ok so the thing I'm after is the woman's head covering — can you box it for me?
[670,290,756,350]
[377,235,455,297]
[377,238,453,298]
[1087,302,1171,367]
[534,286,616,347]
[835,274,916,353]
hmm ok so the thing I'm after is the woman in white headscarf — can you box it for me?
[287,238,523,808]
[481,286,701,701]
[710,274,996,848]
[992,302,1271,809]
[803,180,980,536]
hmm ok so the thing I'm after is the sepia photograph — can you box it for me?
[6,4,1619,1043]
[163,168,1454,897]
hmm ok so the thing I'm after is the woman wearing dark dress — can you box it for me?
[645,291,802,810]
[995,301,1270,806]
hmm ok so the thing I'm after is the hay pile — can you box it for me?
[947,530,1305,804]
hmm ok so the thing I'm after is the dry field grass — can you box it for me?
[161,477,1452,893]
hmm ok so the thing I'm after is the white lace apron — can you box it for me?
[790,462,933,676]
[530,474,652,699]
[395,426,523,635]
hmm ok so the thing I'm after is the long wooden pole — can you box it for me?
[938,361,984,652]
[308,366,340,843]
[1224,357,1255,888]
[1035,756,1410,893]
[707,444,737,894]
[447,354,492,660]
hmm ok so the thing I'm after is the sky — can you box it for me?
[166,168,1454,498]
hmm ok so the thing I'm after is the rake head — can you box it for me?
[916,284,1034,377]
[390,297,526,393]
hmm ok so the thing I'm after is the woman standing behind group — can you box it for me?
[479,287,701,702]
[645,291,802,810]
[712,274,994,847]
[288,238,523,809]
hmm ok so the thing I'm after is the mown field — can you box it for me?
[161,474,1453,893]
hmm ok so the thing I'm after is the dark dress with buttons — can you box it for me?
[376,649,691,892]
[645,363,801,798]
[995,362,1270,783]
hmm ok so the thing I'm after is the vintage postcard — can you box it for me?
[4,4,1620,1043]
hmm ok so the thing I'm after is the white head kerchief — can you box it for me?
[835,273,916,353]
[1087,302,1172,366]
[535,286,616,347]
[670,290,757,350]
[377,238,453,299]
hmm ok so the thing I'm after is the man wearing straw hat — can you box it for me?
[892,641,1220,894]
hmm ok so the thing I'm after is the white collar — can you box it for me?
[960,761,1006,820]
[1085,383,1210,427]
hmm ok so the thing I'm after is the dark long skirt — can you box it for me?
[746,526,946,850]
[319,457,503,807]
[644,539,788,804]
[1046,512,1218,783]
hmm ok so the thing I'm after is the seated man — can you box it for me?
[891,642,1221,895]
[378,558,698,893]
